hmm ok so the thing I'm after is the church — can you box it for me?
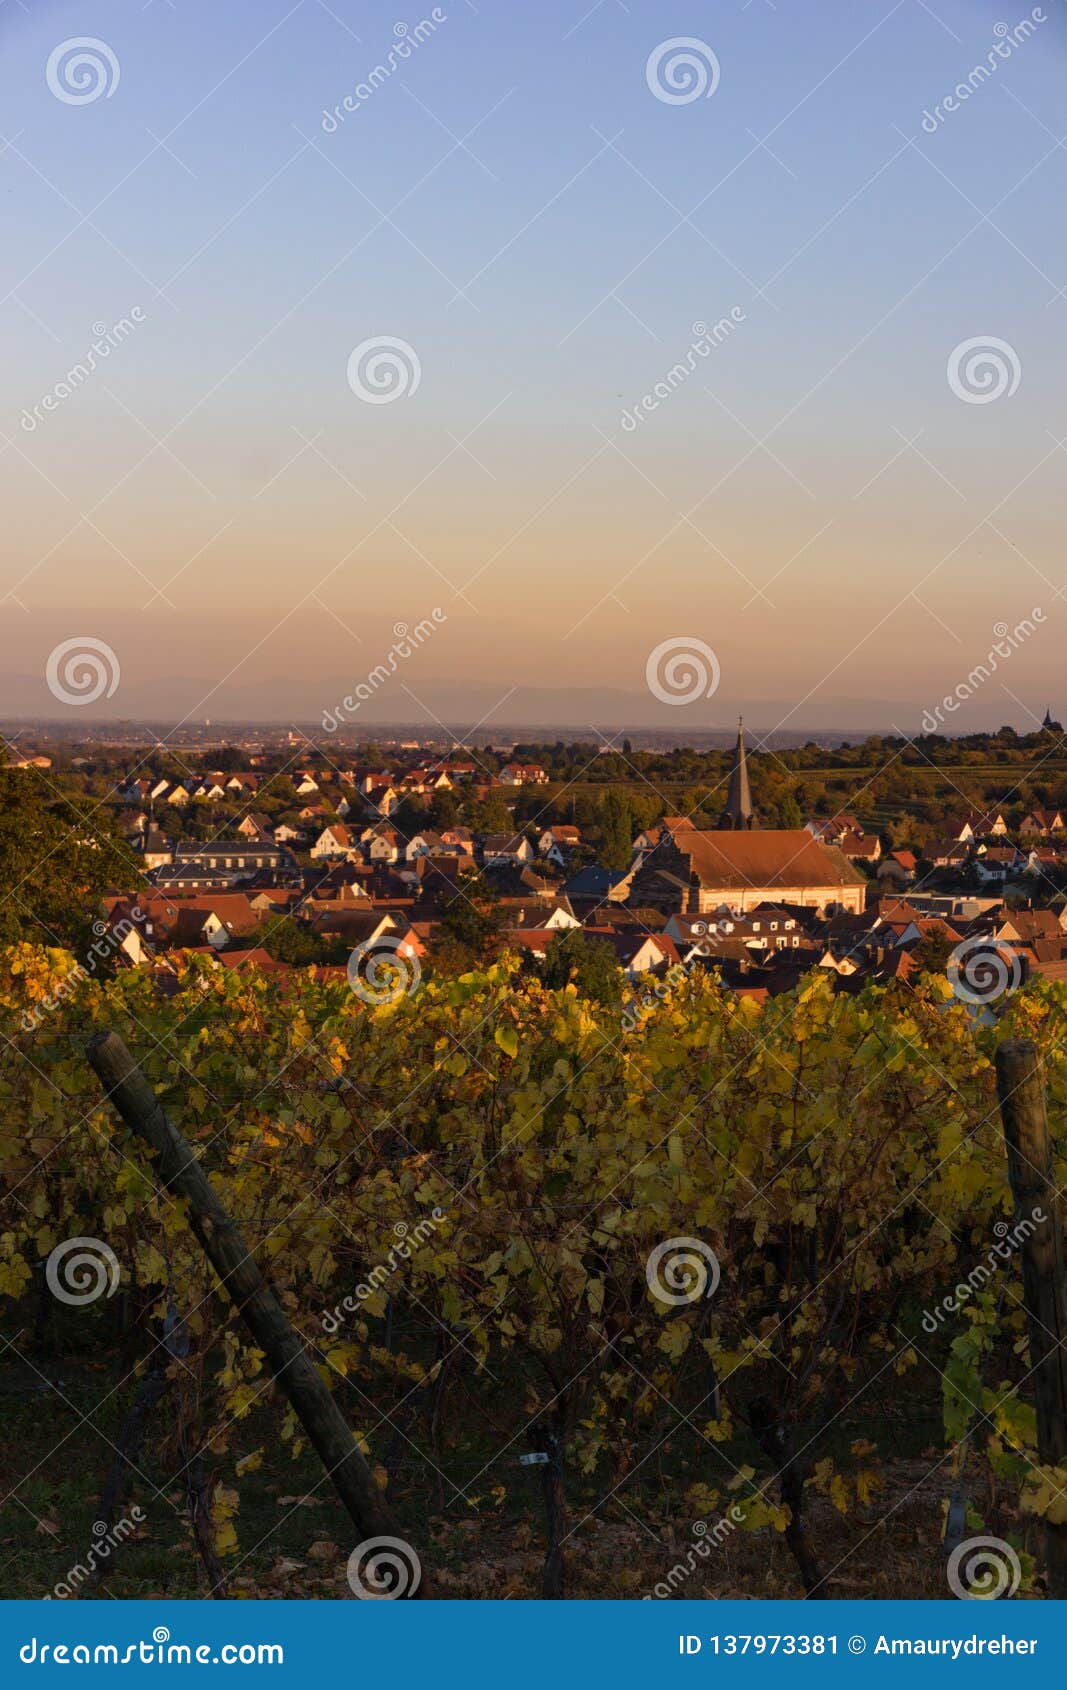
[630,721,868,917]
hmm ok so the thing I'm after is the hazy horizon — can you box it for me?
[1,679,1061,739]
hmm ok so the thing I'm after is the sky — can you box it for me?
[2,0,1067,736]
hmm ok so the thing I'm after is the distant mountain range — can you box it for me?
[0,668,982,739]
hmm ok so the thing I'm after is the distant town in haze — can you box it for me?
[8,707,1067,1008]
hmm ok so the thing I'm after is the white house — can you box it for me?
[404,832,447,861]
[311,824,356,860]
[953,811,1008,842]
[364,784,400,817]
[368,832,400,863]
[483,833,536,867]
[537,825,581,866]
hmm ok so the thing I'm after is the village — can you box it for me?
[43,718,1067,1010]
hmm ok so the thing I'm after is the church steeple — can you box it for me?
[719,717,755,830]
[1043,705,1055,731]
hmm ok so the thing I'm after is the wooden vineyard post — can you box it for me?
[87,1031,429,1598]
[995,1038,1067,1599]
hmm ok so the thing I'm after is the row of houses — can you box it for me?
[309,821,581,868]
[116,755,550,813]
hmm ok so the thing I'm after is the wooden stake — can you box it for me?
[995,1037,1067,1598]
[86,1030,428,1597]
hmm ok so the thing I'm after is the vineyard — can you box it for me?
[2,943,1067,1600]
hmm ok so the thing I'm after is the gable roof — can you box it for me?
[666,829,867,892]
[563,864,631,898]
[997,909,1062,942]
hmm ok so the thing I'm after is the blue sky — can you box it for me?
[2,0,1066,729]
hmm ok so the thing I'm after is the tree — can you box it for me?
[596,790,632,872]
[910,929,954,976]
[0,759,140,952]
[469,794,512,834]
[256,917,346,967]
[540,927,622,1007]
[430,873,506,972]
[428,789,458,831]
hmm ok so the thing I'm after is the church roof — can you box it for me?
[669,829,867,892]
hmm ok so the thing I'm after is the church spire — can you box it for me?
[719,717,755,830]
[1043,704,1055,731]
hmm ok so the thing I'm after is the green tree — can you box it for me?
[256,917,346,967]
[428,789,458,830]
[0,760,140,952]
[540,927,622,1007]
[430,873,506,973]
[910,929,954,976]
[596,790,633,872]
